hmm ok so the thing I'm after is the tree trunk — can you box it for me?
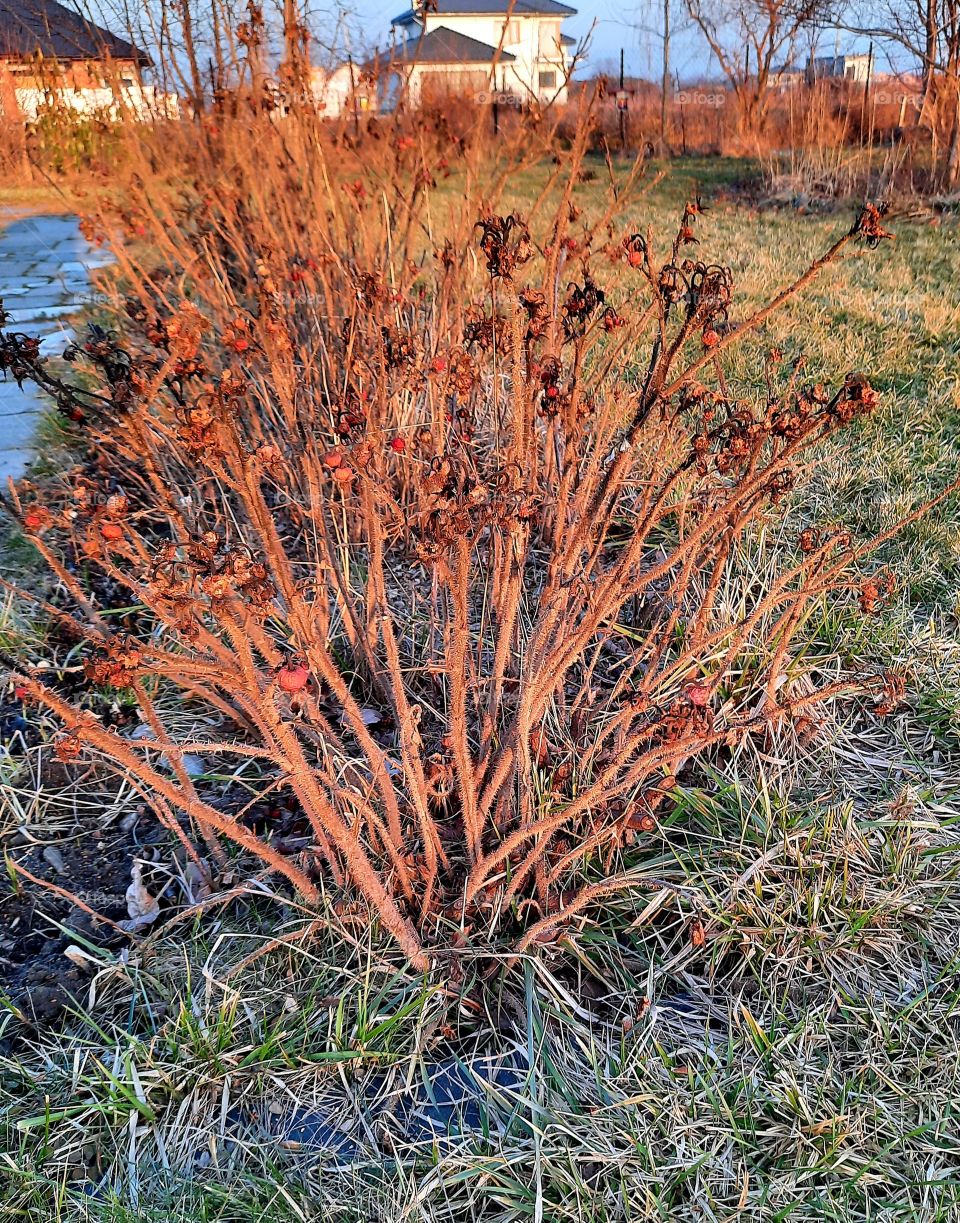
[919,0,940,124]
[282,0,309,103]
[945,79,960,189]
[179,0,206,117]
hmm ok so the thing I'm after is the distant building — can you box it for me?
[313,63,359,120]
[0,0,171,119]
[806,52,873,84]
[771,63,804,90]
[770,51,877,91]
[316,0,578,114]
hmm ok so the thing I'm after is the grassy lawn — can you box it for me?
[0,182,85,218]
[1,157,959,1222]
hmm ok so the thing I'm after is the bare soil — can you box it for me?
[0,790,167,1034]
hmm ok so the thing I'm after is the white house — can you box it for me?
[323,0,577,113]
[313,62,359,119]
[0,0,176,120]
[807,52,874,85]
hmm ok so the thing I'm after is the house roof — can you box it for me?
[365,26,516,70]
[392,0,576,26]
[0,0,148,64]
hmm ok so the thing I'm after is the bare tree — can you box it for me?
[685,0,832,133]
[631,0,691,150]
[849,0,960,187]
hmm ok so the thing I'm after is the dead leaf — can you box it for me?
[63,945,99,971]
[120,861,160,933]
[184,859,213,904]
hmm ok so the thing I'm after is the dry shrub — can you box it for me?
[578,78,931,193]
[2,98,953,968]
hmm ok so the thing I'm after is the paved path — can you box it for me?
[0,213,113,483]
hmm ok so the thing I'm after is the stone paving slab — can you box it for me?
[0,214,110,482]
[11,286,79,306]
[0,262,47,279]
[2,281,59,297]
[0,382,36,417]
[39,328,76,358]
[0,448,34,484]
[5,304,77,325]
[0,411,41,448]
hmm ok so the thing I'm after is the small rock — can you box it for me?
[119,809,140,834]
[181,753,205,778]
[42,845,66,874]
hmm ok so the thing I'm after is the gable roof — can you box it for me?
[0,0,149,64]
[365,26,516,71]
[392,0,576,26]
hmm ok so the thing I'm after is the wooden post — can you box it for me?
[660,0,669,151]
[619,48,626,153]
[348,53,359,133]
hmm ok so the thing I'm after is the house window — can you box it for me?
[538,70,557,90]
[502,20,520,44]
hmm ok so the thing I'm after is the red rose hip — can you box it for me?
[278,661,310,693]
